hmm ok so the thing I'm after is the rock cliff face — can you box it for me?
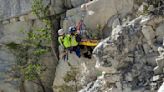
[53,0,136,91]
[0,0,87,91]
[0,21,31,92]
[0,20,57,92]
[63,0,134,37]
[79,0,164,91]
[90,15,164,92]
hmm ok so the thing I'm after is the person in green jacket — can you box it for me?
[58,29,71,61]
[69,26,81,58]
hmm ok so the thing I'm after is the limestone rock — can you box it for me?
[0,0,55,21]
[138,2,148,14]
[154,45,164,74]
[53,54,97,92]
[0,47,17,92]
[0,20,57,92]
[145,16,164,28]
[71,0,86,7]
[156,23,164,43]
[91,15,163,92]
[24,81,41,92]
[64,0,134,31]
[79,72,111,92]
[141,25,155,45]
[152,75,160,81]
[148,5,154,12]
[112,18,121,29]
[0,21,29,44]
[158,82,164,92]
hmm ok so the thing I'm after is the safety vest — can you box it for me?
[71,35,78,47]
[58,34,71,48]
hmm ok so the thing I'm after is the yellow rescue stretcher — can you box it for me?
[80,39,99,46]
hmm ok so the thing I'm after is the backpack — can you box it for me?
[75,34,81,42]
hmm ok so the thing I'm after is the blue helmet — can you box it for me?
[68,26,76,33]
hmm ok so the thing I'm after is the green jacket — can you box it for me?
[58,34,71,48]
[70,35,78,47]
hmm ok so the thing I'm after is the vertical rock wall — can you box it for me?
[0,0,32,20]
[0,20,57,92]
[0,21,30,91]
[63,0,134,31]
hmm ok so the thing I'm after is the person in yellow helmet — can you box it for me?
[58,29,71,61]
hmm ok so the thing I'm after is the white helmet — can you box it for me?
[81,4,87,11]
[58,29,65,35]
